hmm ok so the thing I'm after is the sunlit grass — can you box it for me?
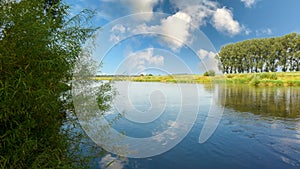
[94,72,300,86]
[224,72,300,86]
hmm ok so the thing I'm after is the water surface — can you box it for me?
[97,82,300,169]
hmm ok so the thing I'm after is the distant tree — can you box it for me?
[203,70,215,76]
[218,33,300,74]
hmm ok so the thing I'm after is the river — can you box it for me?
[79,82,300,169]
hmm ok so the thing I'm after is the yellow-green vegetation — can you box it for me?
[94,74,215,83]
[94,72,300,86]
[225,72,300,86]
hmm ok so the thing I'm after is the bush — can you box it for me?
[226,74,234,78]
[203,70,216,76]
[0,1,106,168]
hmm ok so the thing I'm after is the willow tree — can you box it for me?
[0,1,106,168]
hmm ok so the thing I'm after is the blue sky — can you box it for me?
[66,0,300,75]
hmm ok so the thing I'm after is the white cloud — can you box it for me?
[128,48,164,66]
[256,28,273,36]
[107,0,249,51]
[110,24,127,43]
[97,0,158,21]
[244,27,252,35]
[111,24,126,33]
[241,0,257,8]
[122,0,159,21]
[197,49,216,60]
[263,28,273,35]
[100,0,249,38]
[132,11,192,51]
[118,48,164,74]
[124,0,158,13]
[212,7,243,36]
[171,0,217,28]
[160,12,192,50]
[197,49,221,73]
[172,0,248,37]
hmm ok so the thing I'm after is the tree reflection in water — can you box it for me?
[215,85,300,118]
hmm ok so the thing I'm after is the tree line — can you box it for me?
[218,33,300,74]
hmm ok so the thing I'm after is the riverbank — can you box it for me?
[224,72,300,86]
[94,72,300,86]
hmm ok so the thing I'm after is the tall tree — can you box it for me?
[217,33,300,74]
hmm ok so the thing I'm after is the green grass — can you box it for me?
[221,72,300,86]
[94,72,300,86]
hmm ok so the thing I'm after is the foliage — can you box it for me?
[218,33,300,74]
[203,70,215,76]
[0,0,108,168]
[259,72,278,80]
[224,72,300,86]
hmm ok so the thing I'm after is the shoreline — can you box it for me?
[93,72,300,87]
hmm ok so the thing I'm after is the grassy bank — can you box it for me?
[94,72,300,86]
[224,72,300,86]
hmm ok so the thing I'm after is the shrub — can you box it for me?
[0,1,107,168]
[226,74,234,78]
[203,70,216,76]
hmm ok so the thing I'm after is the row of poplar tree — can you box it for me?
[218,33,300,74]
